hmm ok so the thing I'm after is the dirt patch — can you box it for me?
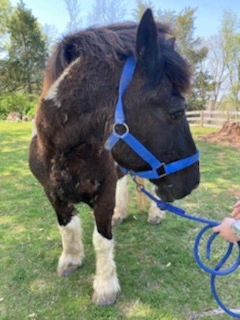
[202,121,240,147]
[188,308,240,319]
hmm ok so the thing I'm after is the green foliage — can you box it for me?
[0,0,12,36]
[132,0,154,21]
[173,8,211,110]
[187,70,215,111]
[0,1,48,95]
[0,0,12,55]
[0,93,37,119]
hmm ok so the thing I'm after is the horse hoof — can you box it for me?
[147,216,162,225]
[112,215,125,226]
[57,263,80,277]
[92,291,118,306]
[112,210,127,226]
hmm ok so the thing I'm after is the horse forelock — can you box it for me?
[163,46,191,94]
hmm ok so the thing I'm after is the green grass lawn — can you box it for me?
[0,121,239,320]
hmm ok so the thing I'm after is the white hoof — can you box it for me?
[57,253,84,277]
[92,276,120,305]
[148,205,165,225]
[112,208,127,226]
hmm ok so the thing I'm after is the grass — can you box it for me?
[0,121,239,320]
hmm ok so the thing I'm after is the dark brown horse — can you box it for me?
[29,9,200,305]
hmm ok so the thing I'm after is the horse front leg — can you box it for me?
[47,195,85,277]
[29,138,84,276]
[112,175,128,226]
[148,188,166,225]
[57,211,85,277]
[92,179,120,305]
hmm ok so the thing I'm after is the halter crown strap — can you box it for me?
[105,55,199,179]
[115,55,136,124]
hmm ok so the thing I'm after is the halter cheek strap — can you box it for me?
[105,55,199,179]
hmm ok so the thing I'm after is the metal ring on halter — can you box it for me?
[131,174,145,192]
[113,123,129,137]
[136,183,145,192]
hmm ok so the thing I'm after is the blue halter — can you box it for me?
[105,56,199,179]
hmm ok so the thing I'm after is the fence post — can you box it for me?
[200,111,204,127]
[135,178,147,209]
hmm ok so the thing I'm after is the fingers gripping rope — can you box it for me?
[138,185,240,318]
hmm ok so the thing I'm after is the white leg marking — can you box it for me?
[148,190,166,225]
[57,215,84,276]
[44,57,81,104]
[112,175,128,225]
[92,227,120,305]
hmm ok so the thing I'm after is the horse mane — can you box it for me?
[41,20,190,99]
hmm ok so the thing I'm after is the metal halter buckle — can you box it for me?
[156,163,167,178]
[113,123,129,137]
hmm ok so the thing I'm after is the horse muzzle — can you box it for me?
[155,165,200,202]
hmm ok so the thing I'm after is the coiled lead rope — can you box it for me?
[135,181,240,318]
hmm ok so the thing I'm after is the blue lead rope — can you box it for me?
[138,184,240,318]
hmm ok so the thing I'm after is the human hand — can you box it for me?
[213,217,240,242]
[231,200,240,220]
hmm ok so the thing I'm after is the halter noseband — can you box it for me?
[105,56,199,179]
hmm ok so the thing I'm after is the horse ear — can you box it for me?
[136,9,159,73]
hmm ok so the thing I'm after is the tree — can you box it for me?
[172,8,210,110]
[43,23,59,54]
[87,0,126,26]
[0,0,12,52]
[132,0,176,24]
[133,4,211,110]
[64,0,83,33]
[132,0,154,21]
[0,0,11,34]
[204,34,229,110]
[1,1,48,95]
[221,10,240,111]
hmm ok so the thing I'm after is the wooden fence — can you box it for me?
[186,110,240,128]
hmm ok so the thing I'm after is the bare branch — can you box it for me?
[87,0,126,26]
[64,0,83,33]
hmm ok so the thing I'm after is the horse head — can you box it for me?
[110,9,200,202]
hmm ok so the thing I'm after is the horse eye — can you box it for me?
[170,111,184,120]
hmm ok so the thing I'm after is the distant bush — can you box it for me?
[0,93,38,120]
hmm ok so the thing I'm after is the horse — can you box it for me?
[29,9,200,306]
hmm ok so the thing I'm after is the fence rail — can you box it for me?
[186,110,240,128]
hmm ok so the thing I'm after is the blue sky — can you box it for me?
[10,0,239,38]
